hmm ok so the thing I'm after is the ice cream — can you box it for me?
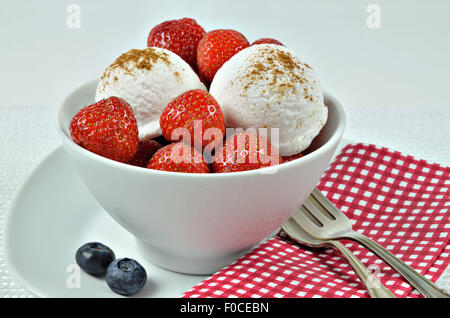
[95,47,206,139]
[209,44,327,156]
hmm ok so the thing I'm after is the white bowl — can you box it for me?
[56,80,346,274]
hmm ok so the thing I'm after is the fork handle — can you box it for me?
[347,232,450,298]
[327,240,396,298]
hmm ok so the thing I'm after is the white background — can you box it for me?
[0,0,449,297]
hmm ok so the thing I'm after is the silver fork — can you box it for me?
[282,218,396,298]
[292,188,450,298]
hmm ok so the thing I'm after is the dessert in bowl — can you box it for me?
[56,82,345,274]
[56,18,346,274]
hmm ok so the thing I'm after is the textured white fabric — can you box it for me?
[0,106,59,298]
[0,105,448,297]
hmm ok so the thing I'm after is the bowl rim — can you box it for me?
[55,79,346,179]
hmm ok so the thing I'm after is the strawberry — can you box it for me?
[128,139,162,167]
[197,29,250,83]
[70,97,139,163]
[160,89,225,150]
[147,18,205,71]
[282,152,303,163]
[147,142,210,173]
[252,38,284,46]
[212,132,283,173]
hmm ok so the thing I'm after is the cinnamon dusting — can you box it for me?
[241,46,311,96]
[101,48,171,80]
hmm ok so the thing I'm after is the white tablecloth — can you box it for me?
[0,105,448,297]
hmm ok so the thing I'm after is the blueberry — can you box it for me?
[75,242,115,276]
[106,258,147,296]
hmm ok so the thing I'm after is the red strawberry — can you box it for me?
[147,143,210,173]
[128,139,162,167]
[282,152,303,163]
[70,97,139,163]
[252,38,284,46]
[212,132,283,173]
[197,29,250,83]
[147,18,205,71]
[160,89,225,150]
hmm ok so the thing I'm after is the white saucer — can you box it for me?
[4,138,352,298]
[4,147,208,297]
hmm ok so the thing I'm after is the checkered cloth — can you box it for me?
[182,143,450,298]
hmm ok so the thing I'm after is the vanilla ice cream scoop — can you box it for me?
[96,47,206,139]
[209,44,327,156]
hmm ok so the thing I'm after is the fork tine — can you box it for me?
[292,206,325,238]
[311,188,349,223]
[303,198,335,225]
[298,205,323,227]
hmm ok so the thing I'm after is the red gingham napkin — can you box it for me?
[182,143,450,298]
